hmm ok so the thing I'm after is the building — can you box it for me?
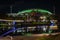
[0,9,58,36]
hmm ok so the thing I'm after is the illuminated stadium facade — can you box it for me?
[0,9,58,36]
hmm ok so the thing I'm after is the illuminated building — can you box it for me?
[0,9,58,36]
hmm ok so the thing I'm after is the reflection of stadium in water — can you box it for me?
[0,9,58,36]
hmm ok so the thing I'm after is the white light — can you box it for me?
[40,16,46,19]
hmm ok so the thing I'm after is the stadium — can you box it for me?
[0,9,58,37]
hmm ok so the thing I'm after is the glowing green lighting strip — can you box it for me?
[17,9,52,15]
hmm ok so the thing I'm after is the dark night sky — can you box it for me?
[0,0,59,15]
